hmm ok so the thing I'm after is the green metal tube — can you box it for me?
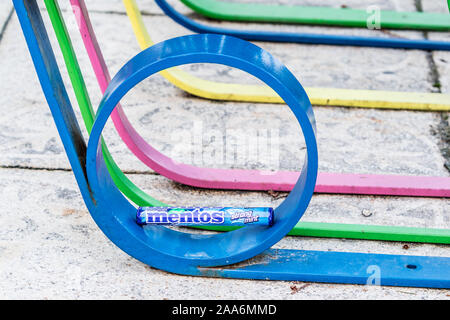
[181,0,450,31]
[43,0,165,207]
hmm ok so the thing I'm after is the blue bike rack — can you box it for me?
[156,0,450,51]
[14,0,450,288]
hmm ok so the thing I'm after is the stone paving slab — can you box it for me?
[201,0,417,11]
[1,11,446,177]
[422,0,449,13]
[0,168,448,300]
[421,0,450,93]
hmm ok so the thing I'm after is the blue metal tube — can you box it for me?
[156,0,450,51]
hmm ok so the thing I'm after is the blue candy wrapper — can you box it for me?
[136,207,274,226]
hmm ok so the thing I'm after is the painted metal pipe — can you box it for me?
[180,0,450,31]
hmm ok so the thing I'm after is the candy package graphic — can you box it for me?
[136,207,274,226]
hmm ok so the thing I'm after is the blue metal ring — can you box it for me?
[155,0,450,51]
[85,34,318,274]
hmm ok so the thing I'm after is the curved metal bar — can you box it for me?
[85,33,320,270]
[14,0,450,288]
[43,0,165,207]
[180,0,450,31]
[86,35,318,272]
[156,0,450,50]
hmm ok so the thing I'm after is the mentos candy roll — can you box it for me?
[136,207,274,227]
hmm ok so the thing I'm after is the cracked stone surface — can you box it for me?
[0,0,449,299]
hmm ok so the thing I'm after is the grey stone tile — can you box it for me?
[0,168,448,299]
[228,0,416,11]
[3,12,445,176]
[421,0,449,13]
[421,0,450,93]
